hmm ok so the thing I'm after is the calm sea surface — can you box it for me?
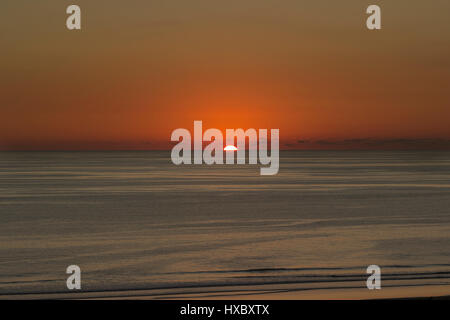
[1,151,450,295]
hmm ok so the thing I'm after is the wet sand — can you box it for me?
[1,283,449,300]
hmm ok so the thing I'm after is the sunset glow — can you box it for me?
[1,2,450,151]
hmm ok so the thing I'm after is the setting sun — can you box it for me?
[224,145,238,151]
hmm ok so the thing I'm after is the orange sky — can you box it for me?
[1,1,450,150]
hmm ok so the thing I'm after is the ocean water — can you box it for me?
[0,151,450,297]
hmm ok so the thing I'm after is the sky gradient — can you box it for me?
[1,1,450,150]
